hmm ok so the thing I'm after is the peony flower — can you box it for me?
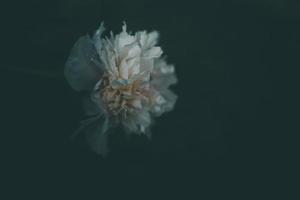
[65,22,177,155]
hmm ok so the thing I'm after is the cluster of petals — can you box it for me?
[64,22,177,155]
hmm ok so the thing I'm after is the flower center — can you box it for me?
[99,75,139,116]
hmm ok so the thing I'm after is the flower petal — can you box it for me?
[85,116,110,155]
[145,31,159,48]
[64,35,103,91]
[71,114,110,156]
[82,95,102,116]
[119,59,129,79]
[159,89,178,113]
[151,59,178,89]
[93,22,105,56]
[143,47,163,58]
[117,23,135,48]
[138,31,159,49]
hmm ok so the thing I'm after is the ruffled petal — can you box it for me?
[149,88,177,116]
[158,89,177,113]
[143,47,162,58]
[93,22,106,56]
[64,35,104,91]
[151,58,178,89]
[138,31,159,49]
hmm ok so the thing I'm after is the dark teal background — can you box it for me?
[2,0,298,198]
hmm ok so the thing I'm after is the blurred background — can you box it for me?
[1,0,299,198]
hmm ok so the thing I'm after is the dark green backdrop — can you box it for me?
[2,0,298,198]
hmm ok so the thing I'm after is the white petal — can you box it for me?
[93,22,105,56]
[118,41,140,61]
[127,43,141,59]
[137,31,147,47]
[145,31,159,48]
[138,31,159,49]
[117,24,135,48]
[139,58,154,73]
[119,59,129,79]
[155,94,167,105]
[143,47,162,58]
[136,111,151,129]
[151,59,177,89]
[159,89,178,112]
[127,57,140,77]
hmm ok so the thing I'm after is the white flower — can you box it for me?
[65,22,177,155]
